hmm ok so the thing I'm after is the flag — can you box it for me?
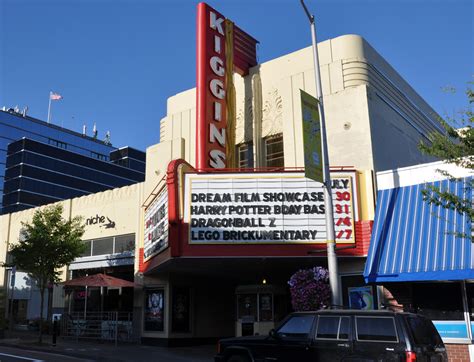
[50,92,63,101]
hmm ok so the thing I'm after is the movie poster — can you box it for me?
[144,289,164,331]
[172,287,190,332]
[348,286,374,310]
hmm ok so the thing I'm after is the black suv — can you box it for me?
[215,310,447,362]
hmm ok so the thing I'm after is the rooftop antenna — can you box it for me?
[82,124,87,136]
[104,131,111,145]
[92,123,98,139]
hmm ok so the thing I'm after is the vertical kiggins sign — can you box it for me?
[196,3,227,169]
[196,3,258,170]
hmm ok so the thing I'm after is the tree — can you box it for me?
[419,84,473,221]
[9,204,85,343]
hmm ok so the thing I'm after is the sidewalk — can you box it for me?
[0,330,216,361]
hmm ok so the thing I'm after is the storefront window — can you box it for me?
[172,287,190,333]
[259,293,273,322]
[466,282,474,335]
[237,294,257,322]
[413,283,464,320]
[413,282,468,341]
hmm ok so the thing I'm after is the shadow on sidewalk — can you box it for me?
[0,329,217,361]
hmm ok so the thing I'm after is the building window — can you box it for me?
[91,151,107,161]
[264,134,284,168]
[114,234,135,253]
[92,237,114,256]
[236,142,253,169]
[48,138,67,149]
[80,234,135,257]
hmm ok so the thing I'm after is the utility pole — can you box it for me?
[300,0,341,307]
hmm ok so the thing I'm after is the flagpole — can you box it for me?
[47,91,52,124]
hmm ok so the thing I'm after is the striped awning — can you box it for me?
[364,177,473,282]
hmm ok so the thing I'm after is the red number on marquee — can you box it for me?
[336,191,351,201]
[336,229,353,240]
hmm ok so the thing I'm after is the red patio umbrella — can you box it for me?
[63,273,134,317]
[63,273,134,288]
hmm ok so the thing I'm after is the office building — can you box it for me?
[3,138,145,213]
[0,108,145,213]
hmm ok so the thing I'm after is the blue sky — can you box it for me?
[1,0,472,151]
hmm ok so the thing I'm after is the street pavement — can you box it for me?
[0,330,216,361]
[0,345,90,361]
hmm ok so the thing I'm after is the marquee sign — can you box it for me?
[184,172,358,244]
[144,188,168,260]
[195,3,257,170]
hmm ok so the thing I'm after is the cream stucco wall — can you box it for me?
[144,138,185,199]
[158,34,441,176]
[70,183,143,242]
[0,183,144,281]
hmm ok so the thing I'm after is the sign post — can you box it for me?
[9,266,16,329]
[300,0,341,307]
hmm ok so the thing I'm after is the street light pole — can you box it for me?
[300,0,341,307]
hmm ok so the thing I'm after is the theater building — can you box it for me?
[1,3,445,346]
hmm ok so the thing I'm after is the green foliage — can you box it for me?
[419,83,473,220]
[9,204,85,289]
[8,204,85,342]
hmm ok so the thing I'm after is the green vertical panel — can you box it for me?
[301,90,323,183]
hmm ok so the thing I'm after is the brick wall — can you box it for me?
[446,343,471,362]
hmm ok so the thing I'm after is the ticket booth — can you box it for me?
[235,285,287,337]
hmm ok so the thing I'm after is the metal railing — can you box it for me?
[61,312,134,345]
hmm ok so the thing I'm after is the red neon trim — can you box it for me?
[196,3,208,170]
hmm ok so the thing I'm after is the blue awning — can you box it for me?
[364,177,473,283]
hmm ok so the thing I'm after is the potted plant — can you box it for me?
[288,266,331,311]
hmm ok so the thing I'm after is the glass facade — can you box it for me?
[2,138,145,213]
[110,147,146,173]
[0,109,117,212]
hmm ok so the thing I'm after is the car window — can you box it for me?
[316,316,350,340]
[277,315,315,338]
[356,316,398,342]
[407,316,443,346]
[339,317,350,339]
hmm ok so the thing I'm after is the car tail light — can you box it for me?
[406,351,417,362]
